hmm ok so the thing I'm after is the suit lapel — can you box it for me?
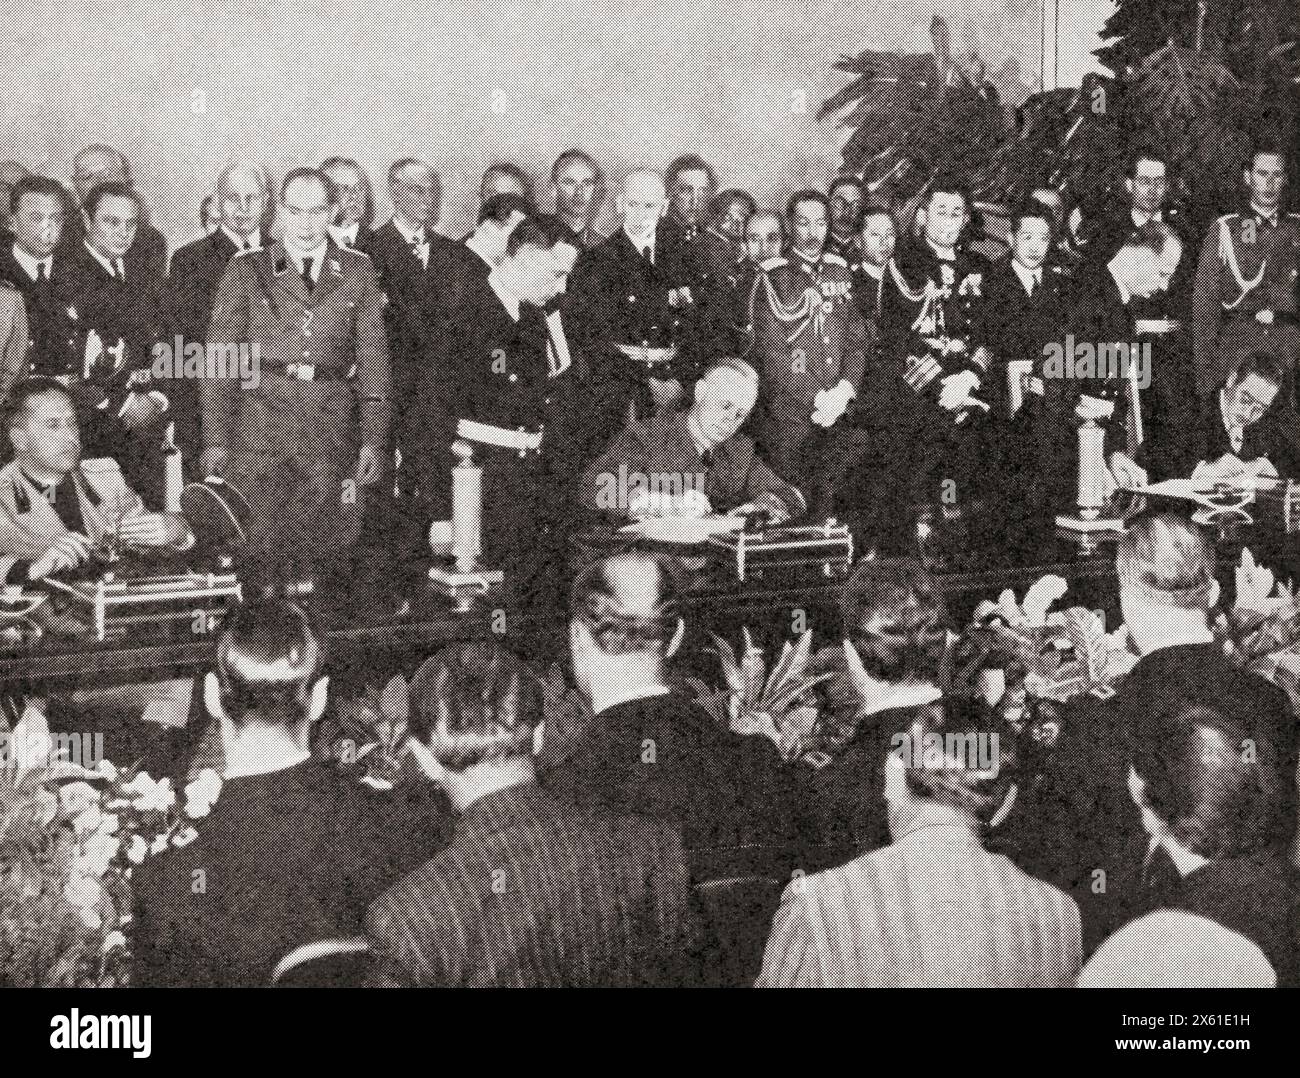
[309,243,346,309]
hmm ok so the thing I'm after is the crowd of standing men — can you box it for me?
[0,137,1296,582]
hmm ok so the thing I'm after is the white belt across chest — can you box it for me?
[457,418,543,453]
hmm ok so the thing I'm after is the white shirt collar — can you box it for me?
[330,222,358,245]
[860,261,886,281]
[1250,203,1279,226]
[221,226,259,251]
[464,234,495,268]
[1108,263,1132,305]
[392,217,428,246]
[286,242,328,279]
[593,684,670,715]
[1131,209,1162,228]
[487,267,520,321]
[1011,258,1042,294]
[84,241,124,279]
[623,226,655,259]
[11,244,51,281]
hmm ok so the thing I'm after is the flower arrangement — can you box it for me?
[0,700,221,987]
[686,629,843,766]
[319,676,411,790]
[1216,548,1300,712]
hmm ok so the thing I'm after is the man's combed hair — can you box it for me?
[841,559,949,683]
[8,175,70,216]
[505,213,573,256]
[570,552,682,656]
[1130,678,1290,860]
[477,191,536,227]
[665,153,716,191]
[1116,513,1216,609]
[214,599,325,728]
[1010,198,1056,237]
[550,148,603,187]
[83,180,141,220]
[889,697,1018,824]
[1230,350,1285,390]
[1125,144,1169,178]
[481,161,535,203]
[280,167,338,206]
[707,189,756,227]
[407,641,542,771]
[785,189,829,221]
[4,377,75,431]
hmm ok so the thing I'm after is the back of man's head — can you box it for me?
[1130,670,1291,860]
[213,598,325,729]
[407,641,542,771]
[477,191,536,228]
[1117,513,1216,611]
[570,552,683,658]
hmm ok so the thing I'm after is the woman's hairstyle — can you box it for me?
[1116,512,1216,610]
[887,696,1018,824]
[569,552,682,657]
[1130,671,1290,860]
[214,598,325,728]
[840,559,949,683]
[407,641,543,772]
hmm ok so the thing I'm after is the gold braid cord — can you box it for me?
[1217,216,1267,311]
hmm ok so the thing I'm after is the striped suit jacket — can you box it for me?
[365,781,697,987]
[756,821,1081,987]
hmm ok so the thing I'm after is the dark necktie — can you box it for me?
[35,262,48,283]
[700,448,715,469]
[111,260,124,281]
[301,258,315,292]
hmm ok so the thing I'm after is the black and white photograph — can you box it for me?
[1,0,1299,1038]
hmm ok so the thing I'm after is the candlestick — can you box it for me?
[450,440,482,573]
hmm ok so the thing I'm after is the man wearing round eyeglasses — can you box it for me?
[200,168,390,560]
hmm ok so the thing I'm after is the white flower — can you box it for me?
[172,826,198,848]
[183,769,222,818]
[64,874,104,913]
[122,773,175,813]
[94,758,119,782]
[1022,575,1069,627]
[72,803,104,835]
[76,830,120,877]
[149,835,169,856]
[102,930,127,953]
[59,781,100,817]
[126,834,148,865]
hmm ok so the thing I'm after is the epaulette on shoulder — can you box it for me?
[1216,212,1241,224]
[759,256,787,272]
[822,253,849,268]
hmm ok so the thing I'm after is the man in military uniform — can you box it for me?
[1192,141,1300,401]
[200,168,389,561]
[56,181,170,503]
[690,189,755,361]
[430,215,580,601]
[747,189,867,508]
[662,154,716,246]
[567,169,699,437]
[550,149,606,251]
[866,178,993,548]
[826,176,866,264]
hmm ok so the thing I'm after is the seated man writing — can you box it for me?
[578,356,805,524]
[0,377,192,586]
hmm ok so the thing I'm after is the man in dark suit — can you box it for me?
[537,552,752,851]
[132,599,451,987]
[367,640,696,987]
[321,157,374,251]
[358,159,463,509]
[1020,514,1296,957]
[165,161,271,466]
[56,181,169,502]
[577,356,805,525]
[1,176,76,378]
[60,146,167,286]
[422,215,579,598]
[567,169,700,432]
[1149,350,1299,482]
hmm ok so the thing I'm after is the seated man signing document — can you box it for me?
[579,356,806,525]
[0,377,192,586]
